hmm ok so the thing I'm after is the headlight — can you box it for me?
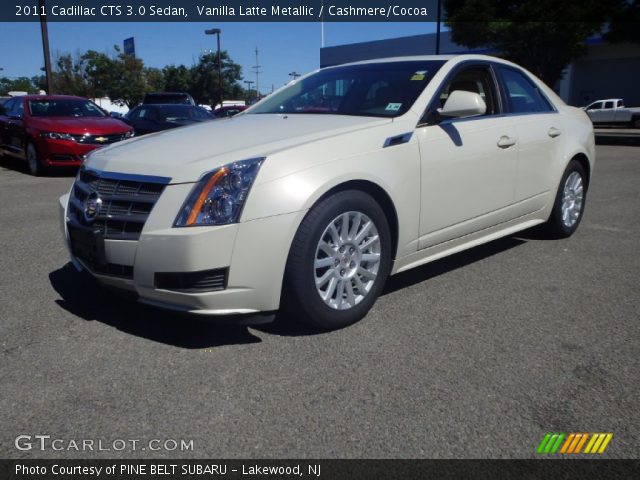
[41,131,75,141]
[174,157,264,227]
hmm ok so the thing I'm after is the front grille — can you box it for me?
[67,167,170,241]
[72,133,130,145]
[155,268,228,293]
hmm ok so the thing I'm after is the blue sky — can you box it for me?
[0,22,438,93]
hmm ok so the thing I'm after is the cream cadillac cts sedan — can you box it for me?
[59,55,595,330]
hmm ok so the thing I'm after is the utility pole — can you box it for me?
[204,28,223,108]
[289,71,301,80]
[38,0,53,93]
[435,0,442,55]
[252,47,261,99]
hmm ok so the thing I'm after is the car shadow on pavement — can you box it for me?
[49,263,263,348]
[383,236,526,295]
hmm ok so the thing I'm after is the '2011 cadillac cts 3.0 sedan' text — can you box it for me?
[59,55,595,330]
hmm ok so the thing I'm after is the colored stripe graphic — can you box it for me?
[584,433,614,454]
[537,433,565,454]
[538,433,613,454]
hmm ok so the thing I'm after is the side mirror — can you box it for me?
[109,111,123,119]
[438,90,486,118]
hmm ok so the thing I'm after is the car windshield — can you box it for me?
[29,99,106,118]
[157,106,210,121]
[251,60,446,118]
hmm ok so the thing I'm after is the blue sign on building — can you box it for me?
[124,37,135,57]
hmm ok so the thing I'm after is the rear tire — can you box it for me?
[543,159,588,238]
[282,190,392,331]
[26,141,44,176]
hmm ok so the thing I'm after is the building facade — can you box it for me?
[320,32,640,107]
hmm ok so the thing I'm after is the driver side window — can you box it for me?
[438,66,498,116]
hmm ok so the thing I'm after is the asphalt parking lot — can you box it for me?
[0,143,638,459]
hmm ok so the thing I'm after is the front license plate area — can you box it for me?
[68,224,106,270]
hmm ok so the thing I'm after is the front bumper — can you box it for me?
[59,188,303,317]
[39,138,100,166]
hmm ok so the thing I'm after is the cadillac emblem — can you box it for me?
[83,192,102,223]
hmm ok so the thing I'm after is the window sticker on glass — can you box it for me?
[411,70,427,81]
[385,103,402,111]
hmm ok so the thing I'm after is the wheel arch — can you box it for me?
[571,152,591,189]
[311,179,400,261]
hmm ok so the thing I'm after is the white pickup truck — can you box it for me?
[583,99,640,128]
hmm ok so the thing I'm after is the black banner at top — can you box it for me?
[3,1,438,22]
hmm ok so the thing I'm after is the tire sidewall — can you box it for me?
[284,190,392,330]
[26,142,41,176]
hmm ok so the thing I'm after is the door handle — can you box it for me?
[497,136,516,149]
[548,127,562,138]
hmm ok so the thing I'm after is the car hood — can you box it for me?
[31,117,131,134]
[87,114,392,183]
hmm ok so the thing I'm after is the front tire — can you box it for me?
[282,190,392,330]
[544,159,588,238]
[26,141,44,176]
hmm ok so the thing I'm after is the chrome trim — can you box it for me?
[383,132,413,148]
[82,166,172,185]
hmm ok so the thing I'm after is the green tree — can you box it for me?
[163,65,191,92]
[444,0,621,86]
[605,1,640,44]
[108,47,148,107]
[81,50,117,98]
[144,67,165,92]
[31,75,47,93]
[189,51,244,107]
[0,77,36,95]
[52,52,90,96]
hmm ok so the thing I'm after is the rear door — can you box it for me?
[496,66,561,213]
[601,100,616,122]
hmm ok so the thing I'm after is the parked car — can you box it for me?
[59,55,595,330]
[583,98,640,128]
[0,95,133,175]
[142,92,195,106]
[213,105,248,118]
[124,104,214,135]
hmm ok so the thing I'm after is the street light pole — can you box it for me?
[289,72,301,80]
[204,28,223,108]
[38,0,53,93]
[435,0,442,55]
[243,80,254,101]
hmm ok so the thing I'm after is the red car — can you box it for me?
[0,95,133,175]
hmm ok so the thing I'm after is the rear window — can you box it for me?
[28,98,106,117]
[499,67,554,114]
[143,94,193,105]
